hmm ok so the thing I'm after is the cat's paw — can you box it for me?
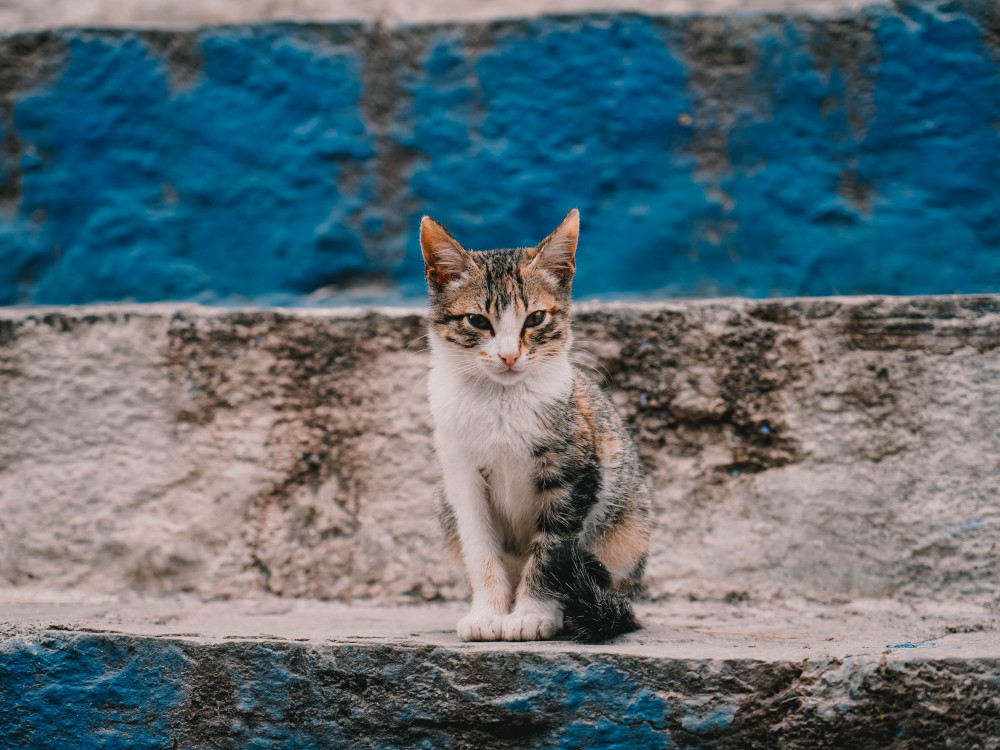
[457,611,506,641]
[500,612,563,641]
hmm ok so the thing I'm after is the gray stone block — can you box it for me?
[1,296,997,605]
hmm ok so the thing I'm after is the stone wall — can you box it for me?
[2,296,997,605]
[1,2,999,305]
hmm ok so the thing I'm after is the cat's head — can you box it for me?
[420,209,579,386]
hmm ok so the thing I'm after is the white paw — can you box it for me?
[457,611,506,642]
[500,612,563,641]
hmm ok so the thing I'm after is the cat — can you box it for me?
[420,209,652,643]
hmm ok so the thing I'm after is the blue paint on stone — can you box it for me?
[4,28,373,305]
[680,703,739,734]
[3,633,1000,748]
[515,660,673,747]
[0,635,191,749]
[559,716,668,749]
[0,2,998,305]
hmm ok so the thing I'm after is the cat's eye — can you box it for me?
[524,310,546,328]
[466,314,492,331]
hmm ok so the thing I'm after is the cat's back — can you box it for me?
[565,366,650,508]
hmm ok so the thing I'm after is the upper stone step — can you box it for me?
[1,296,997,605]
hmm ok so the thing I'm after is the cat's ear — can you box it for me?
[527,209,578,284]
[421,216,470,287]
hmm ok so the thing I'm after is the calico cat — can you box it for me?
[421,209,652,643]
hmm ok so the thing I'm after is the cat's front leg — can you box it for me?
[501,536,564,641]
[442,463,511,641]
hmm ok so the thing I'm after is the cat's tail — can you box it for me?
[541,540,640,643]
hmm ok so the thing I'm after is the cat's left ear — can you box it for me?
[527,209,579,284]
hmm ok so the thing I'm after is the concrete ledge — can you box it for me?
[3,598,998,748]
[1,295,999,605]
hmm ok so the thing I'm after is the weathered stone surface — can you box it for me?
[0,0,880,32]
[1,3,999,305]
[1,296,997,606]
[2,598,998,749]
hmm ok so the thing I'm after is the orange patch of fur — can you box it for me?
[573,389,597,445]
[591,514,649,579]
[526,288,557,312]
[597,433,622,464]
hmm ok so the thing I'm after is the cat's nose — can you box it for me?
[498,351,520,368]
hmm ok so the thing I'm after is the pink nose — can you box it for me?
[499,352,519,368]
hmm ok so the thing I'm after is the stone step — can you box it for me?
[1,297,998,606]
[2,597,998,748]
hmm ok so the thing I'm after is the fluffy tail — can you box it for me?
[541,541,640,643]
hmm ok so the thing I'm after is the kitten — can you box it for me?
[421,209,652,643]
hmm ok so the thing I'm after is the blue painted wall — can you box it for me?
[0,1,998,305]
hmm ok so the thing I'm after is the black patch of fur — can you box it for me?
[443,333,479,349]
[540,540,640,643]
[534,475,565,493]
[532,327,563,345]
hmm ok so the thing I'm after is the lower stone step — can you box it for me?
[3,597,997,748]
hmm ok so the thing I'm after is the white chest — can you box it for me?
[428,359,570,550]
[428,360,556,456]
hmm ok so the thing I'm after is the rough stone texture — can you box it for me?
[1,2,999,305]
[1,597,998,749]
[0,0,883,32]
[1,296,998,607]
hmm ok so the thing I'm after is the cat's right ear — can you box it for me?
[420,217,470,288]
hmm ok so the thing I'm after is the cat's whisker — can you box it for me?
[404,332,430,350]
[570,351,614,385]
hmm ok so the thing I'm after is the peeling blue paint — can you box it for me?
[0,2,998,305]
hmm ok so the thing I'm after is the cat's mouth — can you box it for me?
[486,364,529,383]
